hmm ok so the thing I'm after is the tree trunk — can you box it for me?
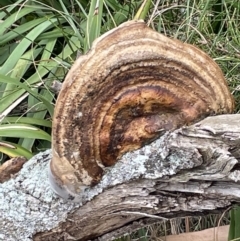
[0,114,239,241]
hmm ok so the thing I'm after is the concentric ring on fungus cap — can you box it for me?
[49,20,234,200]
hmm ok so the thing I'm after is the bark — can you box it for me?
[0,114,239,241]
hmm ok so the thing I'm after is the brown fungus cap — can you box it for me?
[50,20,234,199]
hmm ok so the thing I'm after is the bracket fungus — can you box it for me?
[49,20,234,200]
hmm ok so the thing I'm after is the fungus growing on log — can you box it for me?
[49,20,234,201]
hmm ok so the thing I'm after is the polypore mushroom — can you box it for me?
[49,20,234,201]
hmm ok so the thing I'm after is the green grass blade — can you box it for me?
[0,141,33,159]
[0,7,37,35]
[0,0,26,16]
[36,27,74,41]
[84,0,104,53]
[0,74,54,117]
[10,48,43,80]
[229,206,240,240]
[0,124,51,142]
[0,18,48,45]
[134,0,152,20]
[20,38,56,150]
[1,117,52,128]
[0,31,81,119]
[58,0,83,40]
[0,17,62,76]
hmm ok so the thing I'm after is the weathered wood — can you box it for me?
[0,114,239,241]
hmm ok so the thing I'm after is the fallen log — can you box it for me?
[0,114,239,241]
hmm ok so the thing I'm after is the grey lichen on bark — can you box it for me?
[0,114,240,241]
[0,150,74,241]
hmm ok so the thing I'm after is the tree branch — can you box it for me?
[0,114,239,241]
